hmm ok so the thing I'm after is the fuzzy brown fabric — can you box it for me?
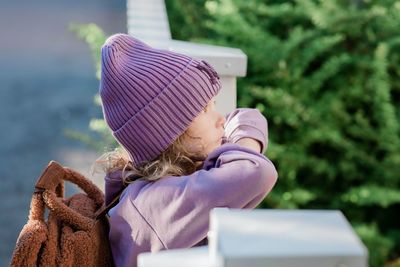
[10,161,114,267]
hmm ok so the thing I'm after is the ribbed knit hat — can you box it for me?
[100,34,221,167]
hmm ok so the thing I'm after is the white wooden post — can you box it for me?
[127,0,247,116]
[127,0,171,48]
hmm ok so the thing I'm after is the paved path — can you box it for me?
[0,1,126,265]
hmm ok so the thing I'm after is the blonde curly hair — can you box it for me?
[93,131,206,185]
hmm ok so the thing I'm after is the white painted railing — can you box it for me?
[138,208,368,267]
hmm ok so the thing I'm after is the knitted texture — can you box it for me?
[100,34,221,167]
[10,161,114,267]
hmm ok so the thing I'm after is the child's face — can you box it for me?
[183,97,226,156]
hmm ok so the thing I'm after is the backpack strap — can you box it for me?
[95,174,144,219]
[36,160,125,221]
[95,188,125,220]
[35,161,104,207]
[34,161,106,231]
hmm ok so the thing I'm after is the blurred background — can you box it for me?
[0,0,125,265]
[1,1,400,267]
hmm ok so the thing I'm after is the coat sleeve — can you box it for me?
[224,108,268,153]
[150,143,278,249]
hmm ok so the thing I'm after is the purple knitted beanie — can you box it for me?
[99,34,221,167]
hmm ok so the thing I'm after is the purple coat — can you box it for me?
[104,109,278,267]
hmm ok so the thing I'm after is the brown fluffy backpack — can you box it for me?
[10,161,115,267]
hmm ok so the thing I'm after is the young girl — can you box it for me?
[97,33,278,267]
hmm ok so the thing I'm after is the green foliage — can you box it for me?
[70,23,118,152]
[355,223,394,267]
[342,185,400,207]
[166,0,400,266]
[69,23,107,79]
